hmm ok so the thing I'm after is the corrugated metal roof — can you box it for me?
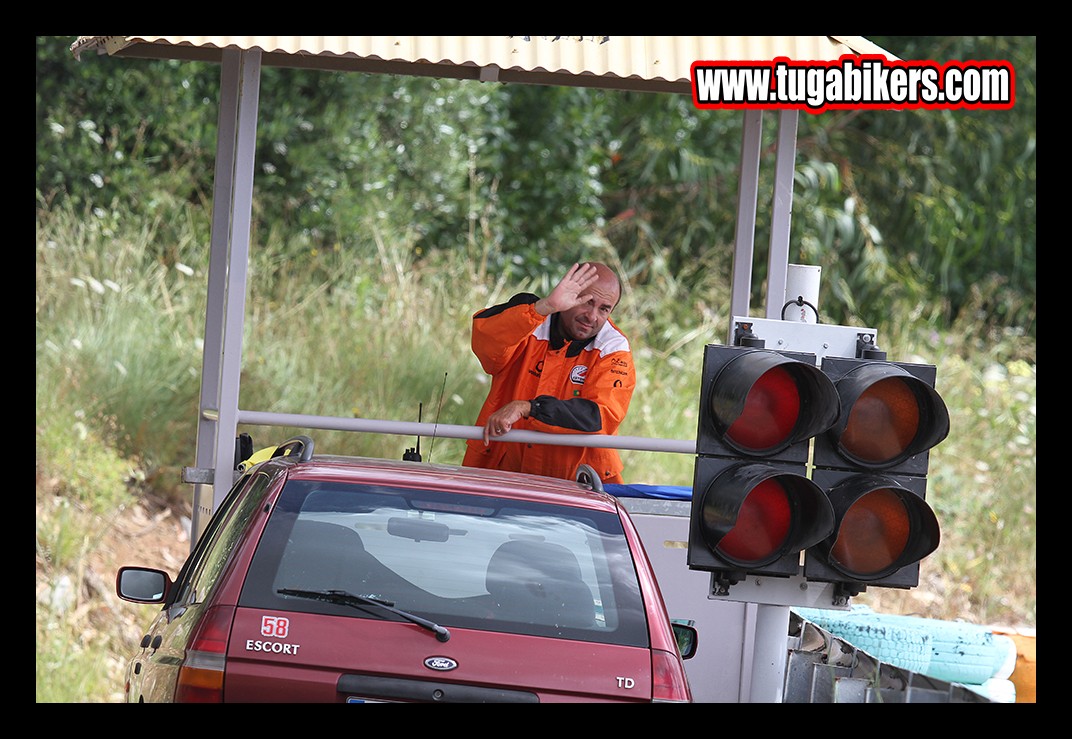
[70,35,899,94]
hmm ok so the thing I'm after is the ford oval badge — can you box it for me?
[424,656,458,672]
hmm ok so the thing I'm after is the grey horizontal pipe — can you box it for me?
[234,409,697,455]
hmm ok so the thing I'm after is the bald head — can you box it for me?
[586,262,622,308]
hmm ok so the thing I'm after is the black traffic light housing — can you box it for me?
[804,354,950,602]
[812,356,949,474]
[696,345,841,462]
[804,470,940,590]
[690,457,834,581]
[689,343,841,593]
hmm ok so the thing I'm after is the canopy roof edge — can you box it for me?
[70,35,900,95]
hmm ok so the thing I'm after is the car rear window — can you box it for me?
[239,480,649,647]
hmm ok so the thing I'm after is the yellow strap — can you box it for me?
[237,445,278,472]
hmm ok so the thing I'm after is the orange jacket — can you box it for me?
[462,293,637,483]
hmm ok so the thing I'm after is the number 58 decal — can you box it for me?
[261,615,290,638]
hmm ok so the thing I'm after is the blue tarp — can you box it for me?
[604,484,692,500]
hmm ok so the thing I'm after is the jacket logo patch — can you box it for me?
[570,365,588,385]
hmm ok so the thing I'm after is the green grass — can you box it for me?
[35,202,1035,702]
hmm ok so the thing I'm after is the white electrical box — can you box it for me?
[732,316,879,365]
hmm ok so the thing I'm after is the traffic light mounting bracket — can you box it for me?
[707,570,852,609]
[710,571,857,606]
[731,317,879,367]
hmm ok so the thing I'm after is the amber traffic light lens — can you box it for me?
[829,487,910,576]
[840,377,920,465]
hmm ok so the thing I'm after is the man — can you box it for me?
[462,262,636,484]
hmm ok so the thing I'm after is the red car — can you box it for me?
[117,436,696,703]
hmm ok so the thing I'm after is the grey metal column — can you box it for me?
[764,109,799,319]
[725,108,802,703]
[728,109,763,343]
[210,49,262,515]
[190,49,242,547]
[750,111,800,699]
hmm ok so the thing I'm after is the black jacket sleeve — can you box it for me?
[528,395,603,432]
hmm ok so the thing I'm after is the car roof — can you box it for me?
[273,455,624,514]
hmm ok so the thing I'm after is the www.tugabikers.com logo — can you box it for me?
[691,54,1014,113]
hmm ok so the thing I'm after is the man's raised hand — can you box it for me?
[537,263,598,315]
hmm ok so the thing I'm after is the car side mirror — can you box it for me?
[672,619,698,660]
[116,566,172,604]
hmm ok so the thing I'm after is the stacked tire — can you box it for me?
[794,606,1017,701]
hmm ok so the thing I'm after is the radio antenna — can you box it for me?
[403,403,423,461]
[428,372,448,463]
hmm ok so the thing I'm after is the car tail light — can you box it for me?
[174,604,235,703]
[651,648,692,703]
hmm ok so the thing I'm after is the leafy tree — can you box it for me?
[36,36,219,220]
[37,36,1035,336]
[794,35,1036,333]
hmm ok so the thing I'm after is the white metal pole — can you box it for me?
[749,604,791,702]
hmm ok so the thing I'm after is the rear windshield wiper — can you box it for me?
[278,587,451,642]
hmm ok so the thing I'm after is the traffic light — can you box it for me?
[688,342,841,593]
[803,348,950,601]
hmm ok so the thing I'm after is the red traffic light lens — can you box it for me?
[691,459,836,579]
[840,377,920,465]
[700,346,840,461]
[829,487,910,577]
[725,366,801,453]
[716,478,791,564]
